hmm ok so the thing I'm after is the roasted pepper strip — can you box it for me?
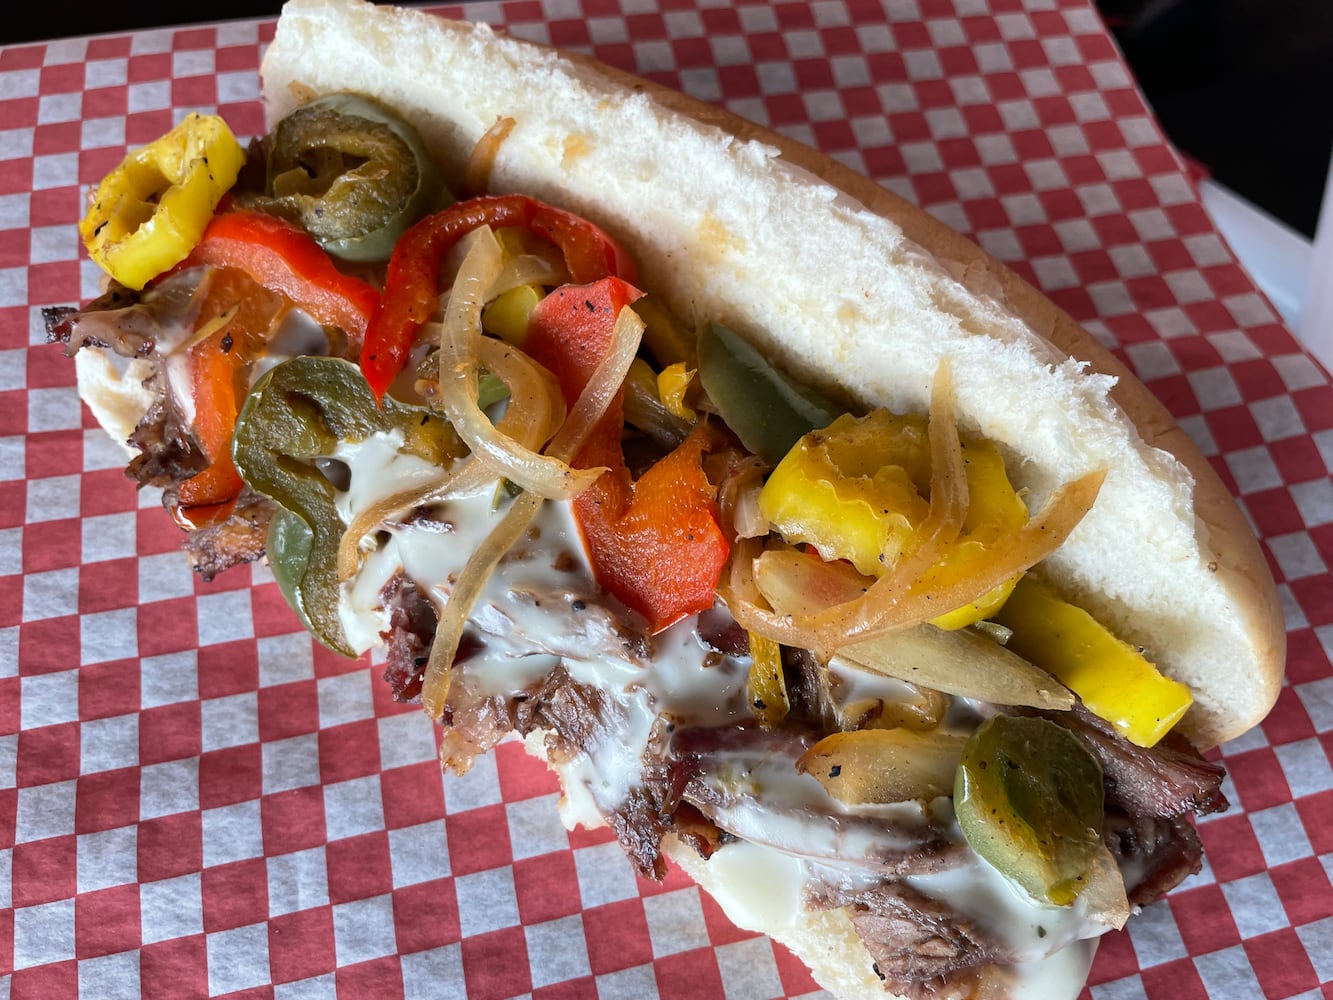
[178,210,381,343]
[363,194,638,400]
[523,278,728,633]
[255,92,447,262]
[232,356,462,655]
[79,113,246,290]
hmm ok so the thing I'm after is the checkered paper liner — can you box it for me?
[2,0,1332,997]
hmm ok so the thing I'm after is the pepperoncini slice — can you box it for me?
[79,113,245,290]
[955,715,1125,914]
[233,356,463,655]
[993,575,1193,747]
[657,362,697,420]
[757,409,1028,628]
[746,630,789,728]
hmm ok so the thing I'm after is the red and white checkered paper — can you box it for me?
[3,0,1332,997]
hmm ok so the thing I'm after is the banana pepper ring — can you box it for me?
[79,113,246,290]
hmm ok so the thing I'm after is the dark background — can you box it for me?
[6,0,1331,240]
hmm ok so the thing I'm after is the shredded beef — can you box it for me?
[1054,703,1228,819]
[1103,812,1206,907]
[380,573,439,702]
[807,880,1014,1000]
[178,490,275,580]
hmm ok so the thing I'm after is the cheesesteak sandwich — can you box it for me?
[47,0,1286,996]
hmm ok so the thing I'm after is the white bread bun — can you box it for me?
[259,0,1282,749]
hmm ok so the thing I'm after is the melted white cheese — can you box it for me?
[330,430,1108,999]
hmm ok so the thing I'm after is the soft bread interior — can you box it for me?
[260,0,1282,747]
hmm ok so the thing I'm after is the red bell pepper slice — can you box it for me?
[173,328,247,529]
[524,279,729,633]
[179,209,381,342]
[362,194,637,400]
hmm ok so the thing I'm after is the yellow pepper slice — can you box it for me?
[746,630,789,728]
[79,113,245,290]
[482,284,542,344]
[657,362,697,420]
[993,574,1192,747]
[757,409,1028,628]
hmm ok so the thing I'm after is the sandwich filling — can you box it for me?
[47,92,1230,1000]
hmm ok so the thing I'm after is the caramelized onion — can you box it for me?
[419,304,644,720]
[833,624,1075,710]
[435,226,604,499]
[463,115,516,196]
[797,728,967,804]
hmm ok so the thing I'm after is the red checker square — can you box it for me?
[1271,856,1333,925]
[17,616,82,675]
[773,940,820,997]
[912,172,958,207]
[1259,686,1317,746]
[532,978,596,1000]
[198,743,264,810]
[76,767,141,833]
[716,64,760,100]
[582,899,652,975]
[28,262,80,304]
[21,518,79,573]
[261,787,327,856]
[1205,405,1263,453]
[135,506,186,556]
[0,677,17,735]
[201,857,269,933]
[251,582,304,639]
[138,811,203,883]
[126,53,171,85]
[268,905,336,984]
[0,480,23,528]
[215,44,259,73]
[1144,239,1195,274]
[326,830,393,904]
[773,2,815,30]
[446,804,513,876]
[10,961,77,1000]
[1140,959,1209,999]
[1230,358,1289,401]
[79,658,141,720]
[336,956,403,998]
[141,934,208,1000]
[1286,629,1331,685]
[496,739,560,802]
[1295,385,1333,433]
[27,346,77,388]
[82,86,128,119]
[1197,813,1268,882]
[78,470,136,518]
[461,926,532,1000]
[547,18,591,49]
[671,36,713,72]
[1245,927,1320,998]
[863,145,907,181]
[79,557,142,614]
[38,60,82,90]
[318,719,382,784]
[11,835,77,907]
[257,679,320,743]
[654,947,724,1000]
[381,761,445,832]
[1271,436,1328,486]
[637,857,694,897]
[136,598,199,658]
[393,878,461,955]
[1086,926,1141,986]
[140,702,202,766]
[25,430,78,476]
[1167,883,1240,956]
[1290,575,1333,632]
[1244,487,1305,539]
[564,822,615,851]
[514,850,581,925]
[811,119,856,154]
[313,641,363,679]
[196,640,259,700]
[78,658,141,720]
[172,76,222,109]
[938,46,979,78]
[17,721,80,786]
[75,883,140,958]
[698,886,757,947]
[0,789,15,848]
[1225,748,1292,812]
